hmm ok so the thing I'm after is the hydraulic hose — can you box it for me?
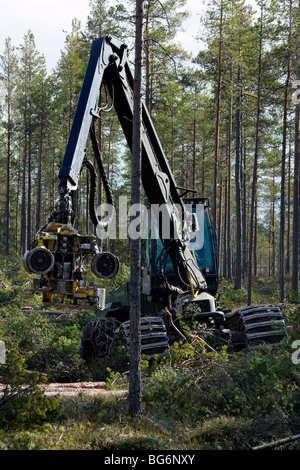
[81,156,98,228]
[89,118,115,229]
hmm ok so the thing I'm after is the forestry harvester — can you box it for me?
[23,35,287,361]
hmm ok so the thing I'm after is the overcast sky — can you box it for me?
[0,0,204,72]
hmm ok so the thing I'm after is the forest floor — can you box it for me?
[0,254,300,451]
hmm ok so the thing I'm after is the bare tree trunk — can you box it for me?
[248,6,263,305]
[235,66,242,290]
[144,0,151,112]
[254,197,257,277]
[181,139,185,187]
[227,78,232,279]
[202,147,205,193]
[129,0,144,417]
[27,129,32,250]
[270,179,276,275]
[218,177,223,266]
[16,167,21,255]
[272,183,276,275]
[21,129,27,254]
[279,0,292,301]
[213,0,223,227]
[286,147,291,273]
[223,176,227,277]
[6,124,11,254]
[242,131,247,278]
[192,118,196,190]
[292,102,300,293]
[36,106,44,232]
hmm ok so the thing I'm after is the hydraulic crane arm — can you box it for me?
[53,35,207,294]
[59,36,180,210]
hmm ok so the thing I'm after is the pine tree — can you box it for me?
[85,0,132,40]
[143,0,189,112]
[0,38,18,253]
[129,0,144,417]
[279,0,293,302]
[18,30,47,252]
[55,19,86,140]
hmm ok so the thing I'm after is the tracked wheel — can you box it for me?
[80,317,121,363]
[121,316,169,357]
[225,304,287,350]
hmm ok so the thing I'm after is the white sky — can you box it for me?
[0,0,204,72]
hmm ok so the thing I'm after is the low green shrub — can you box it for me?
[0,350,58,430]
[142,341,300,428]
[187,415,253,450]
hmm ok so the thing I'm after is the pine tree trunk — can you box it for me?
[254,197,257,276]
[286,148,291,273]
[213,0,223,227]
[292,103,300,293]
[248,7,263,305]
[235,66,242,290]
[272,182,276,274]
[227,80,232,279]
[279,37,291,301]
[36,112,44,232]
[129,0,144,417]
[16,168,21,255]
[27,132,32,250]
[242,133,247,278]
[21,144,27,254]
[279,1,292,301]
[291,2,300,295]
[192,118,196,190]
[181,139,185,187]
[144,0,151,112]
[6,124,11,254]
[218,177,223,266]
[223,175,227,277]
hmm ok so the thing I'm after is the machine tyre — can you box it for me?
[121,316,170,356]
[224,304,287,350]
[80,317,121,363]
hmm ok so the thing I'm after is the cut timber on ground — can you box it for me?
[0,382,128,397]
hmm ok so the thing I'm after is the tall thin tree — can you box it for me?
[292,1,300,295]
[213,0,224,227]
[129,0,144,417]
[247,4,263,305]
[0,38,18,254]
[292,101,300,294]
[235,65,242,290]
[279,0,292,302]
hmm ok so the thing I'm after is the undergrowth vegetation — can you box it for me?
[0,254,300,450]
